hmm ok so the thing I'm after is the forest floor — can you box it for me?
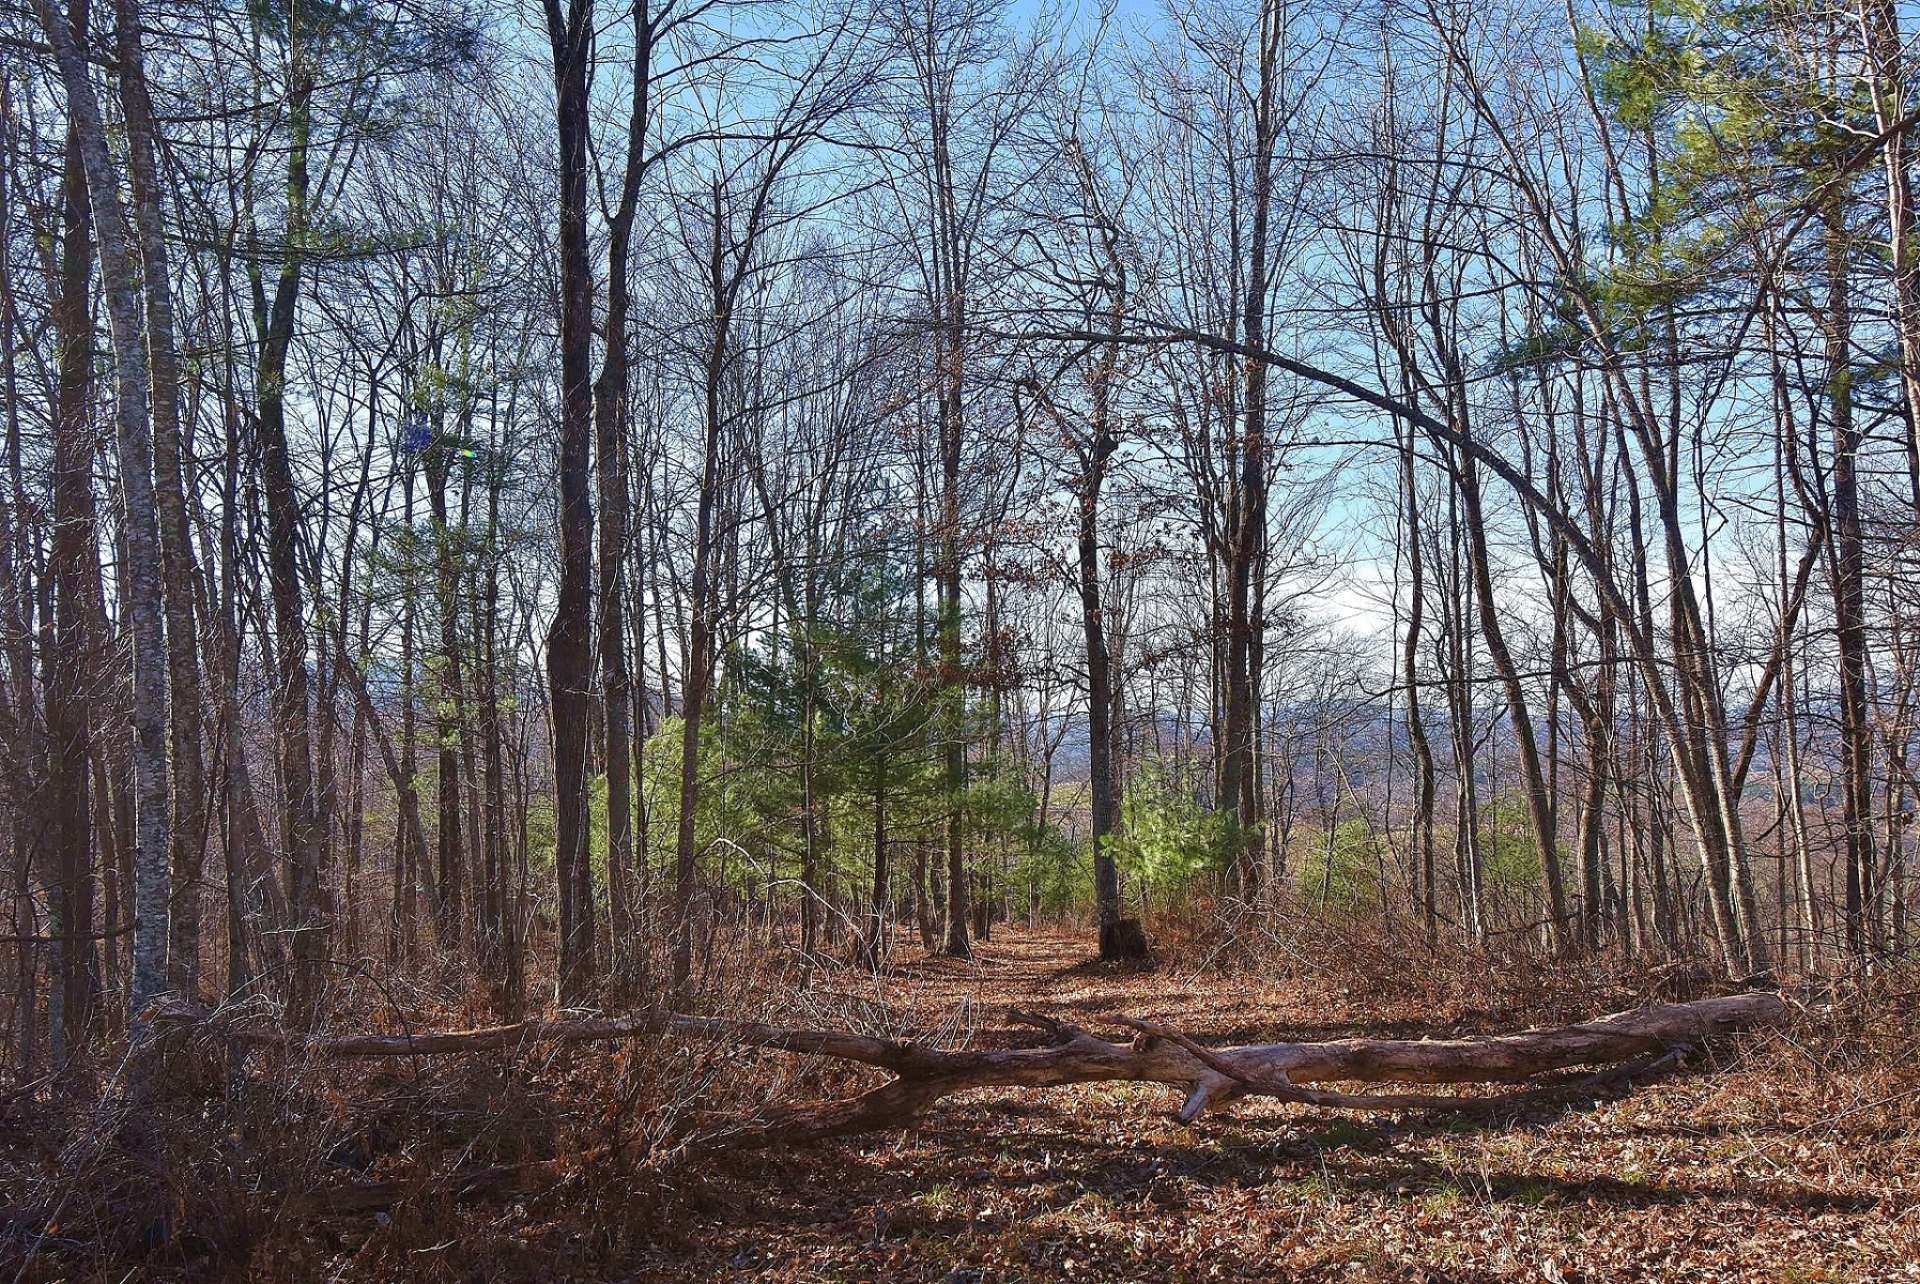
[14,925,1920,1282]
[622,925,1919,1284]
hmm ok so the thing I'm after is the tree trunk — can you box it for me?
[33,0,173,1020]
[544,0,598,1004]
[44,75,98,1054]
[427,446,467,950]
[1823,198,1874,962]
[111,0,208,1003]
[226,993,1791,1150]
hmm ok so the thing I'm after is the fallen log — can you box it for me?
[179,991,1792,1144]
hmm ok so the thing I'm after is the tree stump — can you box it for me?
[1099,918,1150,962]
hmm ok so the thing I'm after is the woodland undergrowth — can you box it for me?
[3,907,1915,1282]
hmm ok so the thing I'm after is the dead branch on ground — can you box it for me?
[170,991,1791,1144]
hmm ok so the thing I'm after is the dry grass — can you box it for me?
[4,915,1917,1282]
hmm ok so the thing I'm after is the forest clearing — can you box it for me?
[9,921,1916,1280]
[626,928,1913,1284]
[9,0,1920,1276]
